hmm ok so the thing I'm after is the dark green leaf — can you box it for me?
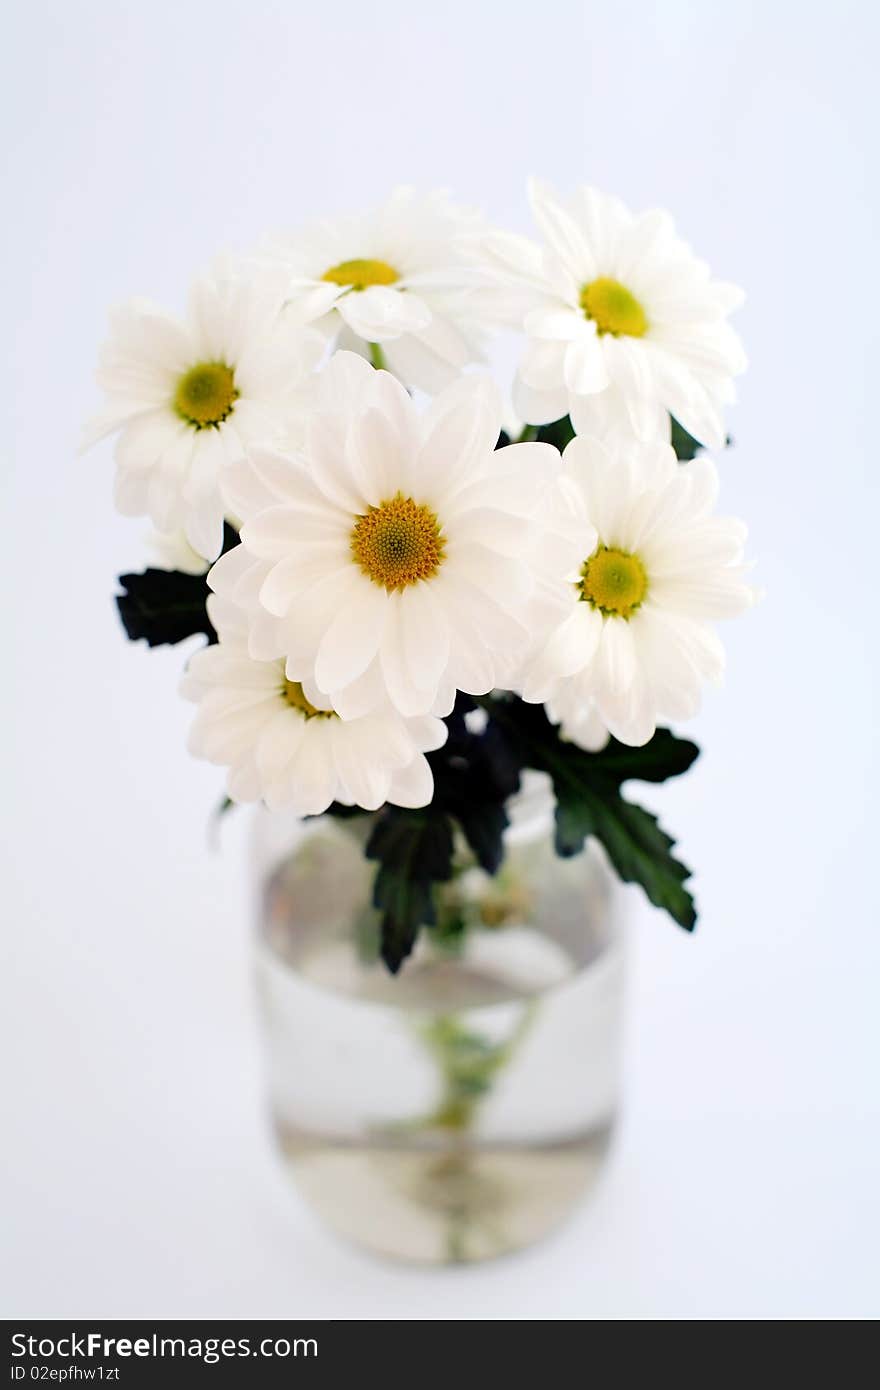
[478,695,698,931]
[670,416,703,461]
[116,567,217,647]
[456,800,509,875]
[577,726,699,784]
[554,783,695,928]
[115,523,238,648]
[535,415,576,452]
[423,693,521,876]
[366,809,454,972]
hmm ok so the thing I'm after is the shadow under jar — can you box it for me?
[252,783,626,1265]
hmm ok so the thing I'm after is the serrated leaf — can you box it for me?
[578,727,699,784]
[535,415,576,452]
[554,783,695,929]
[115,524,238,648]
[479,695,698,932]
[456,801,509,875]
[366,809,454,972]
[425,693,521,878]
[116,567,217,647]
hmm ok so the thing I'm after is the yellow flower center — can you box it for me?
[351,493,444,592]
[174,361,238,428]
[282,680,335,719]
[579,277,648,337]
[579,545,648,618]
[322,258,400,291]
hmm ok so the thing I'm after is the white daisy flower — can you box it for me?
[260,187,500,393]
[209,351,563,720]
[181,596,447,813]
[521,435,755,747]
[83,267,323,560]
[483,179,746,449]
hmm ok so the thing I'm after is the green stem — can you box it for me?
[421,1004,538,1262]
[516,423,539,443]
[368,341,387,371]
[421,1003,538,1132]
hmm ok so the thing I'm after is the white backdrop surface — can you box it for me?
[3,0,878,1319]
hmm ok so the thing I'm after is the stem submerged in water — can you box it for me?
[421,1006,537,1132]
[417,1005,538,1261]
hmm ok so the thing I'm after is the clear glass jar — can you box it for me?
[252,782,625,1264]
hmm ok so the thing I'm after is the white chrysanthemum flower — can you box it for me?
[209,351,563,720]
[483,179,746,449]
[521,435,755,746]
[260,187,500,393]
[181,596,447,813]
[83,268,322,560]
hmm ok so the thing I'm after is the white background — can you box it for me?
[3,0,878,1320]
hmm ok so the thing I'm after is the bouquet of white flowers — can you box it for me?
[87,181,754,972]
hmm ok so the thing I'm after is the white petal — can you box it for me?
[518,337,569,390]
[561,436,629,543]
[347,406,410,506]
[284,728,337,815]
[330,722,391,811]
[388,755,434,809]
[283,280,342,325]
[447,541,532,609]
[337,285,432,340]
[183,495,225,562]
[512,373,570,426]
[250,449,330,510]
[564,335,610,395]
[398,584,450,695]
[208,542,261,600]
[378,602,435,716]
[405,715,449,753]
[314,577,388,691]
[242,503,347,559]
[115,410,181,472]
[523,307,585,342]
[445,628,495,695]
[446,506,537,557]
[603,337,658,440]
[276,567,361,662]
[381,333,459,393]
[226,760,263,804]
[527,178,597,281]
[416,375,501,503]
[307,412,368,513]
[255,706,305,785]
[537,604,601,683]
[595,618,639,704]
